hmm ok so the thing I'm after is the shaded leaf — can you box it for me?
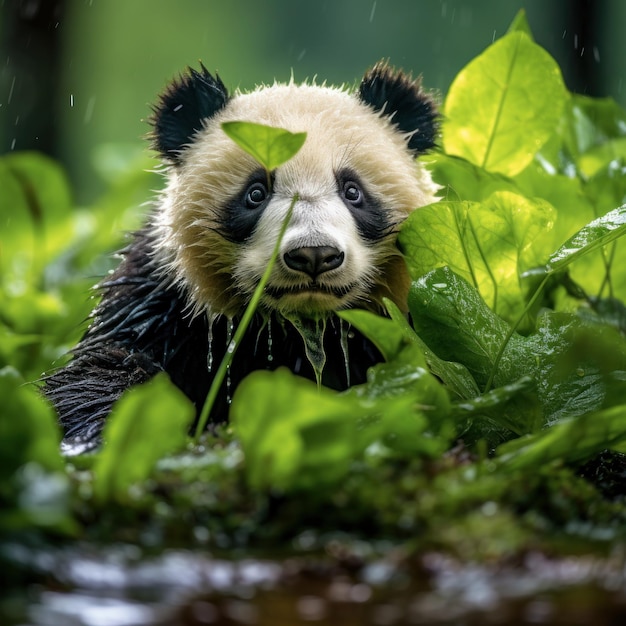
[93,374,195,504]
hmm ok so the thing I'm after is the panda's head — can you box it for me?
[151,62,438,319]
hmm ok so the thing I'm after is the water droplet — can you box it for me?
[206,317,214,373]
[267,316,274,363]
[226,318,234,403]
[287,315,327,387]
[339,318,351,387]
[369,1,377,22]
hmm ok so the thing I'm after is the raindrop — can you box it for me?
[339,318,351,387]
[225,318,234,403]
[593,46,600,63]
[84,96,96,124]
[206,317,215,373]
[369,1,376,22]
[7,76,16,104]
[70,93,74,107]
[266,315,274,363]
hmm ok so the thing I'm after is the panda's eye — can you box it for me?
[342,181,363,207]
[245,182,269,209]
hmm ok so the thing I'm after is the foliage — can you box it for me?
[1,12,626,559]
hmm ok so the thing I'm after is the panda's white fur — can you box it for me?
[43,61,439,444]
[155,81,438,319]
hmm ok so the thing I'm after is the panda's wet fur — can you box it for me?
[43,61,439,446]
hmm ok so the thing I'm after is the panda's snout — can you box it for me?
[283,246,344,279]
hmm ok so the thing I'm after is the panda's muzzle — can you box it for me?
[283,246,344,280]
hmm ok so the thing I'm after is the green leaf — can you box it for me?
[545,204,626,274]
[338,308,408,363]
[221,121,307,172]
[0,368,73,533]
[343,302,479,401]
[231,369,395,492]
[408,267,523,390]
[507,9,533,36]
[497,404,626,470]
[428,153,519,202]
[232,349,451,492]
[93,374,195,504]
[443,32,567,176]
[399,192,555,322]
[409,269,623,438]
[0,367,64,481]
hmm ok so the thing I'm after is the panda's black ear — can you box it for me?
[358,61,438,155]
[150,64,229,164]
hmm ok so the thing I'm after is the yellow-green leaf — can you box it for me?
[443,32,567,176]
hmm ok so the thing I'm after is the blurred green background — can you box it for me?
[1,0,625,203]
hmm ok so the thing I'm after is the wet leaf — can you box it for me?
[408,267,524,389]
[497,404,626,470]
[545,204,626,273]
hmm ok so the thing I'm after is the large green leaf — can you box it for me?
[93,374,195,504]
[231,369,412,491]
[409,268,621,437]
[443,32,567,176]
[232,327,451,492]
[399,191,555,322]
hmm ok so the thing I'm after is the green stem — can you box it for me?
[467,213,498,312]
[483,273,549,394]
[453,206,479,290]
[193,194,298,440]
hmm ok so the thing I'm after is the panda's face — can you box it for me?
[153,68,438,319]
[229,162,392,315]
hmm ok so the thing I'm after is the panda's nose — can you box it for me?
[283,246,344,279]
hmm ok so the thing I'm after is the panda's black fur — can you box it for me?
[43,61,439,446]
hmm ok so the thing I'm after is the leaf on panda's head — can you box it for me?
[221,121,307,174]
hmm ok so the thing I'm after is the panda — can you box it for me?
[43,61,439,445]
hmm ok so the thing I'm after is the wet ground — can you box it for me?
[2,543,626,625]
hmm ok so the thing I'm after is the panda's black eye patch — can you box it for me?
[336,168,392,241]
[220,169,273,242]
[245,181,269,209]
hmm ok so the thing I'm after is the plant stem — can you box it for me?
[483,273,549,394]
[193,195,297,440]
